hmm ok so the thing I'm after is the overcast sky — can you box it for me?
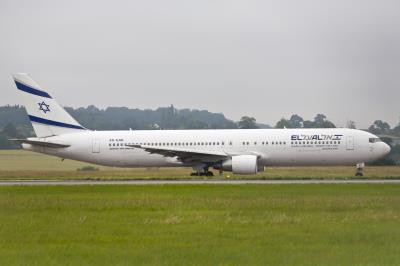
[1,0,399,128]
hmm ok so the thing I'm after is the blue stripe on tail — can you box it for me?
[14,80,52,98]
[28,115,85,130]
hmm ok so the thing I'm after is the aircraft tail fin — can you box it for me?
[12,73,86,137]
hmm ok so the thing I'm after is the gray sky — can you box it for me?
[1,0,399,128]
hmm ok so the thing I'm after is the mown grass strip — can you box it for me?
[0,184,399,265]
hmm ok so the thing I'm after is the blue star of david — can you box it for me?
[38,101,50,114]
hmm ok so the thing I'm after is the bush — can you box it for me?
[77,166,99,172]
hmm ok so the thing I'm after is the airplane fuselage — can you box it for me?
[23,128,390,171]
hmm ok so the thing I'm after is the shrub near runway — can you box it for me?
[0,184,399,265]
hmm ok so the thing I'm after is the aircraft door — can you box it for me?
[92,139,100,153]
[346,136,354,150]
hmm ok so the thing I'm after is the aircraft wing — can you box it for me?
[126,144,228,163]
[9,139,70,148]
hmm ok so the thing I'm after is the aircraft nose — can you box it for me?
[382,142,391,155]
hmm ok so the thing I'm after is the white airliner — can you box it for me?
[11,73,390,176]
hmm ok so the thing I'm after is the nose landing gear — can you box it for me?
[355,162,365,177]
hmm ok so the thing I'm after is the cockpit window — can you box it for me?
[369,138,382,143]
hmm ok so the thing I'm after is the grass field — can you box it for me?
[1,150,400,180]
[0,184,399,265]
[1,150,400,265]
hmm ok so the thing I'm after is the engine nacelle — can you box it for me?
[214,155,260,175]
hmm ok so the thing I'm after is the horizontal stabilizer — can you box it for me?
[9,139,70,148]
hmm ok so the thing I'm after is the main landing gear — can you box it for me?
[355,162,365,177]
[190,166,214,176]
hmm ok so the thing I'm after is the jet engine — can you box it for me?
[214,155,263,175]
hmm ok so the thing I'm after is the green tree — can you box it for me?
[275,118,291,128]
[300,114,335,128]
[314,114,326,124]
[369,120,391,134]
[289,114,303,128]
[238,116,258,129]
[313,114,336,128]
